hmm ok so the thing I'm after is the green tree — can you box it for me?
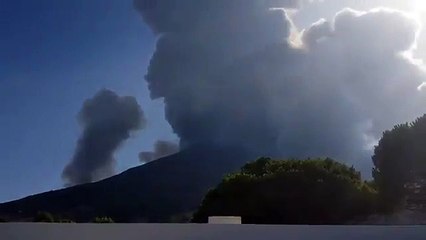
[92,216,114,223]
[373,114,426,212]
[192,157,377,224]
[33,211,55,222]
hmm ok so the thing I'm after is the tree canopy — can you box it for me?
[373,114,426,211]
[192,158,377,224]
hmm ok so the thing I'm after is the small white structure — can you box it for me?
[208,216,241,224]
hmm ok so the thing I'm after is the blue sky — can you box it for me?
[0,0,176,202]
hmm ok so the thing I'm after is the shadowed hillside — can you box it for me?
[0,146,249,222]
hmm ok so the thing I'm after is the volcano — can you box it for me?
[0,146,250,222]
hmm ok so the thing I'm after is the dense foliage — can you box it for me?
[373,114,426,211]
[192,158,377,224]
[92,216,115,223]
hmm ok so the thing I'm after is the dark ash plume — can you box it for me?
[135,0,426,176]
[62,89,146,186]
[139,140,179,163]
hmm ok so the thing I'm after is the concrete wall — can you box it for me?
[1,224,426,240]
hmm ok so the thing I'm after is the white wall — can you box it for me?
[1,224,426,240]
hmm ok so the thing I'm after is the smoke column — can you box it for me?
[62,89,146,186]
[139,140,179,163]
[135,0,426,175]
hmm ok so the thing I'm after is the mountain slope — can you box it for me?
[0,146,250,222]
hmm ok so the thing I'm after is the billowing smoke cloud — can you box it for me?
[62,89,146,186]
[139,140,179,163]
[135,0,426,176]
[295,0,426,60]
[296,8,426,172]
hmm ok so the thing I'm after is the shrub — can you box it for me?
[92,216,114,223]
